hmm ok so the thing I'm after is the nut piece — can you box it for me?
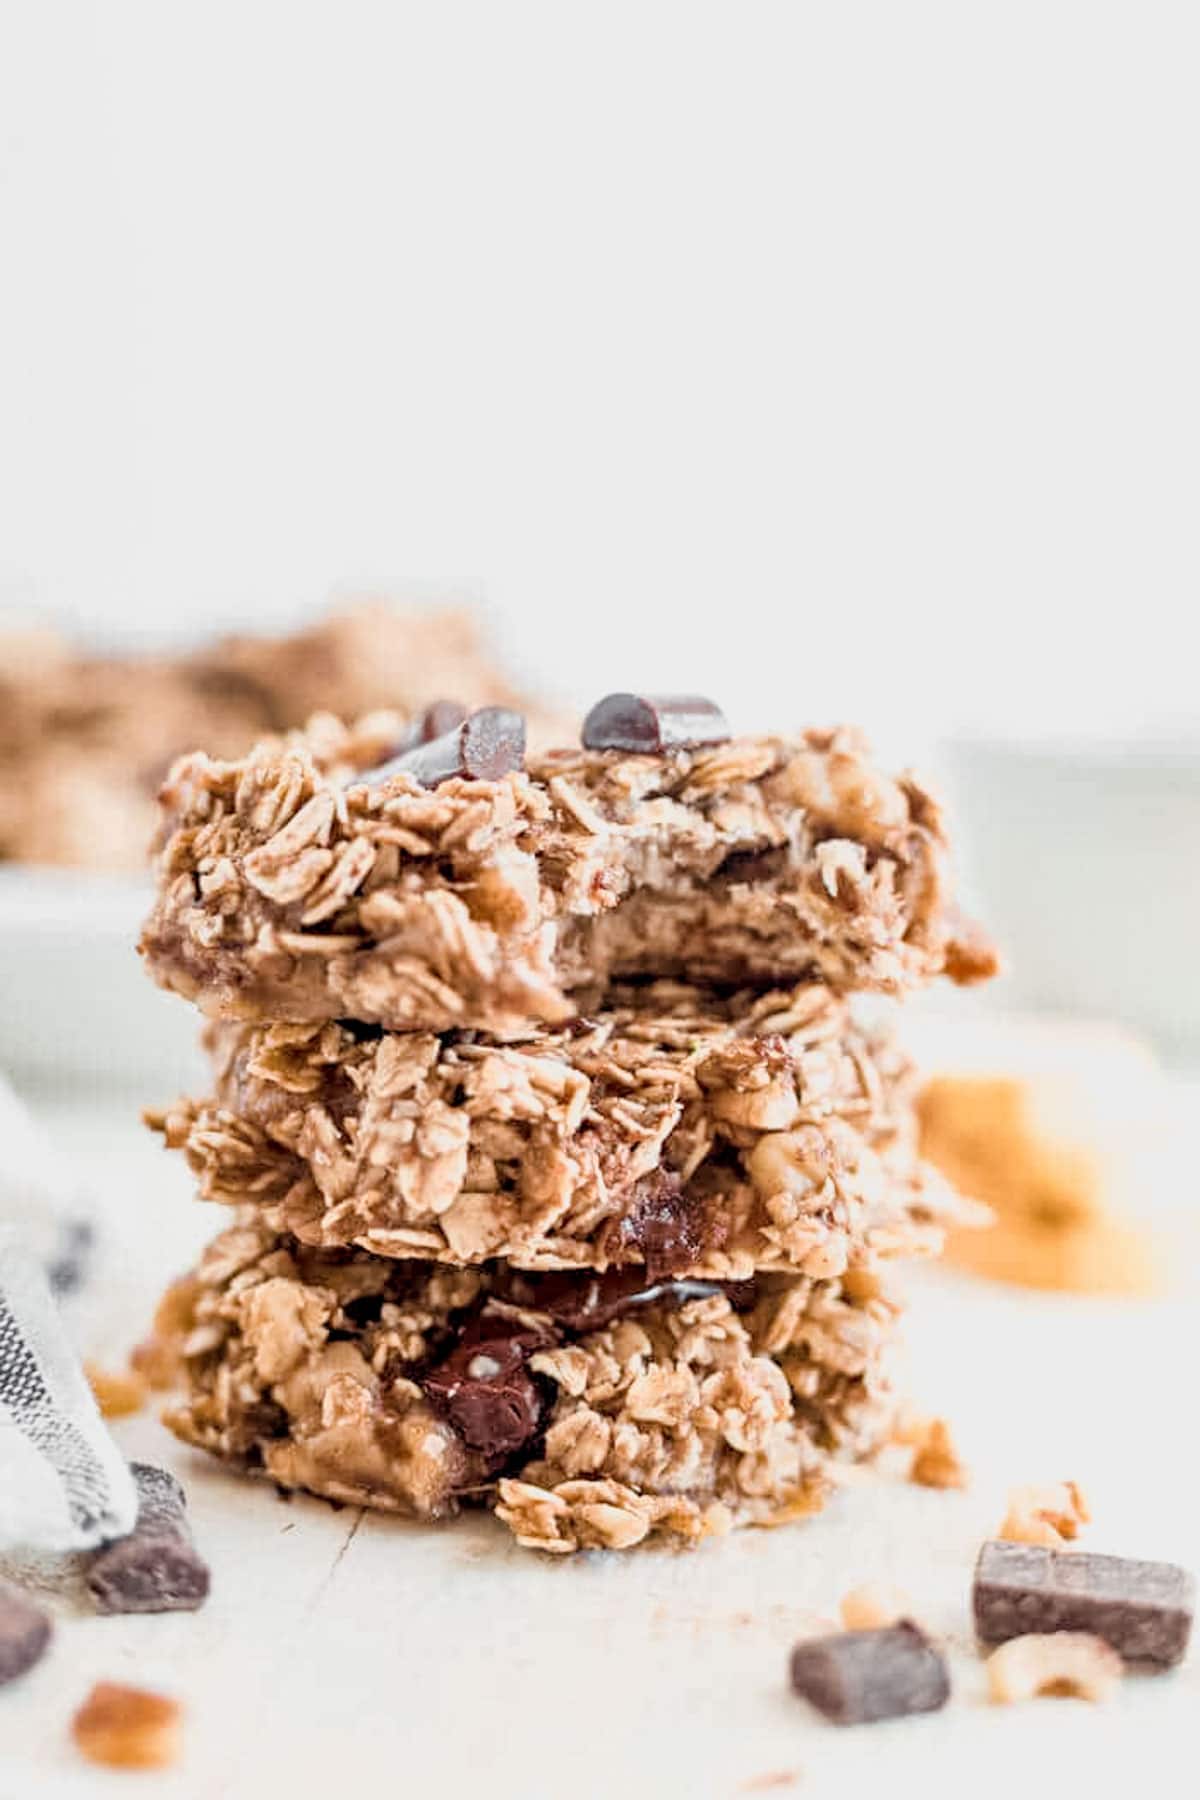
[85,1362,148,1419]
[910,1419,968,1490]
[72,1682,183,1770]
[840,1584,916,1632]
[998,1480,1090,1547]
[986,1632,1123,1704]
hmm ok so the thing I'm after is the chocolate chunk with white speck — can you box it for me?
[363,706,525,788]
[86,1463,210,1615]
[0,1582,51,1687]
[973,1539,1194,1669]
[790,1623,949,1725]
[581,693,731,754]
[422,1315,552,1471]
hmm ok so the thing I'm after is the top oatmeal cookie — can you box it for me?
[139,712,995,1036]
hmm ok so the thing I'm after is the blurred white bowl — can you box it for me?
[947,738,1200,1057]
[0,868,204,1094]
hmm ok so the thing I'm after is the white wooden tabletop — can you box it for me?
[3,1075,1198,1800]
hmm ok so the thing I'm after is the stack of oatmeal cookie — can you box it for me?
[140,693,995,1554]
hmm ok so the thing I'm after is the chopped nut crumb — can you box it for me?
[986,1632,1123,1704]
[72,1682,182,1770]
[998,1480,1090,1548]
[84,1363,148,1419]
[909,1419,967,1490]
[840,1583,916,1631]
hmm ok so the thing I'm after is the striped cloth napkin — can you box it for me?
[0,1073,136,1552]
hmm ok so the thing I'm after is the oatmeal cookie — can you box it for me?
[156,1218,901,1551]
[150,981,970,1277]
[140,716,995,1035]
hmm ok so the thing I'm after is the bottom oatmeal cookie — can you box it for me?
[155,1219,900,1552]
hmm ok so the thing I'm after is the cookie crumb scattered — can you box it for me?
[840,1583,915,1632]
[909,1419,967,1490]
[84,1363,147,1419]
[998,1480,1090,1548]
[72,1682,182,1769]
[986,1632,1122,1704]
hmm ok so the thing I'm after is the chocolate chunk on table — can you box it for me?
[0,1582,51,1687]
[790,1622,950,1725]
[581,692,731,754]
[363,705,526,788]
[973,1539,1194,1670]
[86,1463,210,1615]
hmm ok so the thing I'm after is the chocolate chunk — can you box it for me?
[0,1582,51,1687]
[600,1170,709,1281]
[581,693,731,754]
[973,1540,1194,1670]
[422,1317,550,1468]
[363,706,525,789]
[415,698,470,743]
[515,1268,734,1333]
[86,1464,210,1615]
[790,1623,950,1726]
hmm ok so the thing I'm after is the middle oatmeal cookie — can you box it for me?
[148,981,977,1278]
[154,1217,901,1552]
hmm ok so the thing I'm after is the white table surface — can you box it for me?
[3,1074,1198,1800]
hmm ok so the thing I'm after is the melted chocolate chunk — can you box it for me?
[600,1169,711,1281]
[0,1583,51,1688]
[86,1464,210,1616]
[514,1268,735,1333]
[364,706,526,789]
[422,1314,551,1468]
[790,1623,950,1726]
[581,693,731,754]
[973,1540,1195,1669]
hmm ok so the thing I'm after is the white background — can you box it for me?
[2,1,1198,753]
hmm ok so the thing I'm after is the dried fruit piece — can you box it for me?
[72,1682,182,1770]
[85,1362,148,1419]
[986,1631,1122,1704]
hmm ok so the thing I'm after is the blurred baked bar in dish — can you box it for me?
[0,603,554,871]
